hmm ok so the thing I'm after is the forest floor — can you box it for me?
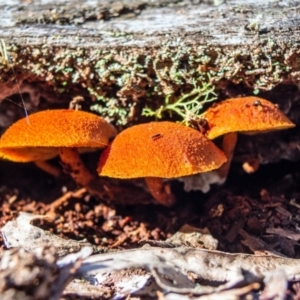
[0,81,300,299]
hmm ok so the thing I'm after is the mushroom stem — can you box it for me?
[144,177,176,206]
[34,160,62,178]
[59,148,152,205]
[217,132,238,179]
[59,148,95,186]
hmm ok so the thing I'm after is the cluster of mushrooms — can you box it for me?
[0,96,295,206]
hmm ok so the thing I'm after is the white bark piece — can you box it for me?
[1,212,94,256]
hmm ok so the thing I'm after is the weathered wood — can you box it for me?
[1,0,300,47]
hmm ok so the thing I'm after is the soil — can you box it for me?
[0,130,300,255]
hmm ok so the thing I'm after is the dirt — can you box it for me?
[0,145,299,254]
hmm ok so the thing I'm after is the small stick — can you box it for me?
[48,187,87,216]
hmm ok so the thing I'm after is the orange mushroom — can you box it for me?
[200,96,295,178]
[98,121,227,206]
[0,109,116,177]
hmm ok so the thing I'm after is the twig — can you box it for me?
[80,246,300,286]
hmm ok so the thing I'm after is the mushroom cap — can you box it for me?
[0,109,117,162]
[202,97,295,140]
[98,121,227,179]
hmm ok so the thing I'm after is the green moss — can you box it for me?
[90,97,132,126]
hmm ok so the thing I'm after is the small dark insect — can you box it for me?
[151,133,162,140]
[252,100,262,106]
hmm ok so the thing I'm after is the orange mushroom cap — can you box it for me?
[98,121,227,179]
[0,109,117,162]
[202,97,295,140]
